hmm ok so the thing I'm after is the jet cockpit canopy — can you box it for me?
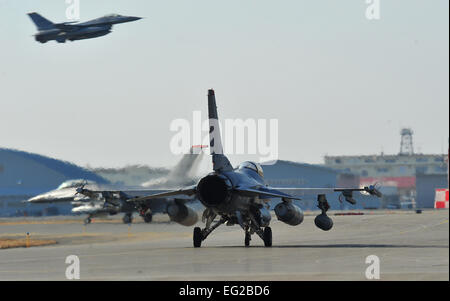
[57,179,94,190]
[238,161,264,178]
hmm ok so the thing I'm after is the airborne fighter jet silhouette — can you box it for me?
[28,12,141,43]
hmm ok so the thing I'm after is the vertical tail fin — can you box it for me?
[208,89,233,171]
[27,12,54,30]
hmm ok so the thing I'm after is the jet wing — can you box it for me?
[233,186,302,200]
[127,184,303,203]
[273,186,382,205]
[274,186,382,197]
[234,184,381,202]
[115,184,380,207]
[126,185,197,203]
[127,185,303,203]
[53,22,82,30]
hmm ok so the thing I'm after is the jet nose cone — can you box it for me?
[130,16,142,21]
[27,195,43,203]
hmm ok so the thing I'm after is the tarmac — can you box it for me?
[0,210,448,280]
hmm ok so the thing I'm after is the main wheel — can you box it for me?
[84,217,91,225]
[263,227,272,247]
[123,214,133,224]
[143,213,153,223]
[193,227,203,248]
[245,232,251,247]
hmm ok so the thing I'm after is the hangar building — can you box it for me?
[416,173,449,208]
[0,148,108,217]
[324,129,448,208]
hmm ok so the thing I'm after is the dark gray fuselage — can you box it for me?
[31,14,141,43]
[197,167,268,216]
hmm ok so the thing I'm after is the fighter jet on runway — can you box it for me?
[27,147,204,225]
[130,89,382,247]
[27,12,141,43]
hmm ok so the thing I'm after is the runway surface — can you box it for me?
[0,210,448,280]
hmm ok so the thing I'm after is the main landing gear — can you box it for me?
[193,227,203,248]
[193,217,227,248]
[243,225,272,247]
[263,227,272,247]
[243,226,272,247]
[143,213,153,223]
[122,213,133,224]
[245,231,251,247]
[193,209,273,248]
[245,208,272,247]
[139,208,153,223]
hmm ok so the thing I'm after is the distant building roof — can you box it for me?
[0,148,108,195]
[324,153,445,159]
[262,159,338,174]
[2,148,108,182]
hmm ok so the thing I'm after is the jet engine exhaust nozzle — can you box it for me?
[197,174,231,207]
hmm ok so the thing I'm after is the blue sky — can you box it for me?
[0,0,448,168]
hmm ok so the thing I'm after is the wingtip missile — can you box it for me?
[365,185,383,197]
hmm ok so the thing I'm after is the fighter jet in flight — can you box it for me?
[27,12,141,43]
[130,89,382,247]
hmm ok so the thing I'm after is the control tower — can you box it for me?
[399,128,414,156]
